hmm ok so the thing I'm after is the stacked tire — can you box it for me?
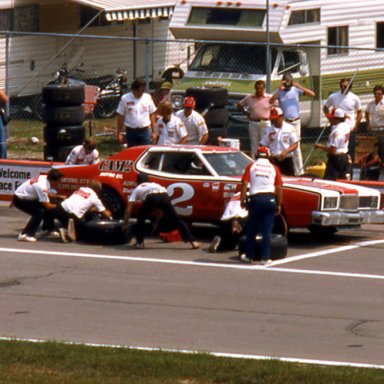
[42,85,86,161]
[185,87,228,145]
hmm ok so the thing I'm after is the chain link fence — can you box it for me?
[1,31,384,163]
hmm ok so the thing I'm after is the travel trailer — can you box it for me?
[169,0,384,135]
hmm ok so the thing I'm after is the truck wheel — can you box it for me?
[185,87,228,110]
[44,125,85,146]
[42,85,85,106]
[238,234,288,261]
[100,186,125,219]
[44,144,74,162]
[204,107,229,127]
[42,105,85,125]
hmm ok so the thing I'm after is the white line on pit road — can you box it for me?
[0,336,383,370]
[1,238,384,280]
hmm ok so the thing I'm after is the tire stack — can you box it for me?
[42,85,86,161]
[185,87,228,145]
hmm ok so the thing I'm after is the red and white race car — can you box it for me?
[56,145,384,235]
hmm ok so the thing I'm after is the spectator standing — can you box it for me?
[12,169,64,242]
[239,147,283,265]
[365,85,384,135]
[0,89,9,159]
[323,78,362,132]
[237,80,273,158]
[315,108,351,180]
[260,107,299,176]
[123,173,200,249]
[65,137,100,165]
[269,72,315,175]
[176,97,208,145]
[156,101,188,145]
[117,78,157,147]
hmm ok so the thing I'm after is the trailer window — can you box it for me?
[0,6,39,32]
[377,22,384,48]
[188,7,265,28]
[278,51,301,74]
[288,9,320,26]
[327,26,349,55]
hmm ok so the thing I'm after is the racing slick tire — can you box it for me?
[237,234,288,261]
[42,84,85,107]
[100,186,125,219]
[43,124,85,146]
[43,144,74,162]
[42,105,85,126]
[185,87,228,110]
[204,107,229,127]
[77,219,132,245]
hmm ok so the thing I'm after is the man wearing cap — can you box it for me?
[156,101,188,145]
[237,80,273,158]
[176,97,208,145]
[239,146,283,265]
[315,108,352,180]
[269,72,315,175]
[122,173,200,249]
[116,78,157,147]
[260,107,299,176]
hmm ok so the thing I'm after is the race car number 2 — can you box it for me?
[167,182,194,216]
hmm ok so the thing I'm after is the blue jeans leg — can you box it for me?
[126,129,150,147]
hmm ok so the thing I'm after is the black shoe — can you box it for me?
[208,236,221,253]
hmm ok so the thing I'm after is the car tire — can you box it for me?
[44,124,85,146]
[204,107,229,127]
[42,105,85,126]
[77,219,132,245]
[237,234,288,261]
[185,87,228,110]
[208,126,227,145]
[44,144,74,162]
[100,186,125,219]
[42,84,85,106]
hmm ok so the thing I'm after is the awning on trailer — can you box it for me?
[73,0,175,21]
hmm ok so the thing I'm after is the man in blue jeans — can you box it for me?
[239,147,283,265]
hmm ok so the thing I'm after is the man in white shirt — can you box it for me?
[65,137,100,165]
[123,173,200,249]
[176,97,208,145]
[365,85,384,135]
[117,78,157,147]
[156,101,188,145]
[324,78,362,132]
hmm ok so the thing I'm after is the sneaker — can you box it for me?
[261,259,273,266]
[17,233,37,242]
[240,254,253,264]
[191,241,201,249]
[59,228,71,243]
[208,236,221,253]
[67,218,76,242]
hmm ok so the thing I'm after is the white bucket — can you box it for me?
[219,138,240,150]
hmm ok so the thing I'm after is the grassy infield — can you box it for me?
[3,120,380,382]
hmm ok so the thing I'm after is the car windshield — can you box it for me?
[204,152,252,176]
[189,43,277,74]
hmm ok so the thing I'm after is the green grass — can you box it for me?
[0,340,383,384]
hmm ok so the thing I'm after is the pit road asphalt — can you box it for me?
[1,203,384,368]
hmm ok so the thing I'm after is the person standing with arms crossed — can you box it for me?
[116,78,157,147]
[239,146,283,265]
[237,80,273,158]
[270,72,315,175]
[365,85,384,135]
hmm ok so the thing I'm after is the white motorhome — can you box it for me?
[169,0,384,132]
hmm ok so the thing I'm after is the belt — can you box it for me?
[250,192,275,197]
[126,126,149,132]
[251,118,268,122]
[285,117,300,122]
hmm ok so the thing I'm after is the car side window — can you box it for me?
[143,153,162,170]
[161,153,193,174]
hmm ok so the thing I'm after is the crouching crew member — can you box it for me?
[315,108,351,180]
[123,173,200,249]
[240,147,283,265]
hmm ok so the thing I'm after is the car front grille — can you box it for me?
[340,195,359,211]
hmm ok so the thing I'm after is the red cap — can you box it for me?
[183,96,196,108]
[257,146,270,157]
[270,107,283,120]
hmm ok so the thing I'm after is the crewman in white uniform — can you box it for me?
[65,137,100,165]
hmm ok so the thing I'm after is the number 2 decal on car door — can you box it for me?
[167,182,194,216]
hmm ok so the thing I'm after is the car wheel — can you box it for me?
[42,84,85,106]
[77,219,132,244]
[100,186,125,219]
[185,87,228,110]
[44,124,85,146]
[204,107,229,127]
[238,234,288,261]
[42,105,85,125]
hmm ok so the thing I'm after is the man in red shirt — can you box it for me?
[240,147,283,264]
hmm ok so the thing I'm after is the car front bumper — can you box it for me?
[312,210,384,227]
